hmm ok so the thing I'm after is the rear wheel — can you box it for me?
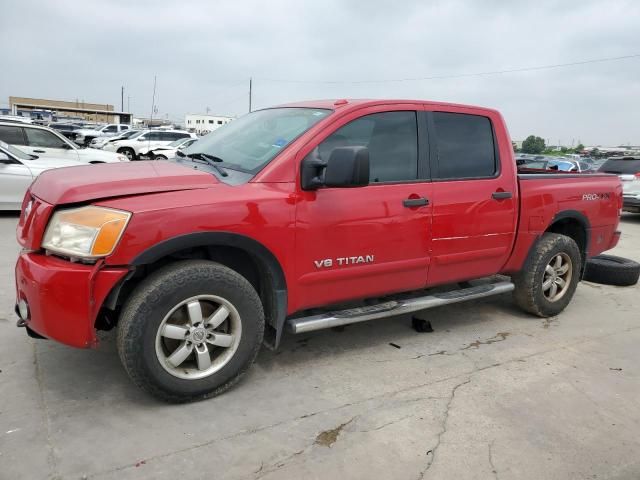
[154,154,167,160]
[513,233,581,317]
[117,260,264,402]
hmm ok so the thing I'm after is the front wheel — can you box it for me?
[117,260,264,402]
[512,233,582,317]
[117,147,136,161]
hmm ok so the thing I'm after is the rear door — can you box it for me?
[293,105,433,310]
[0,125,28,147]
[425,108,518,285]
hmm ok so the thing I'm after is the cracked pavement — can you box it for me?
[1,212,639,480]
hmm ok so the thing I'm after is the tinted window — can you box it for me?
[314,111,418,183]
[432,112,496,179]
[0,125,26,145]
[25,128,67,148]
[599,158,640,174]
[173,132,190,140]
[104,125,118,132]
[144,132,163,141]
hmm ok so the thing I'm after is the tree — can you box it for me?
[521,135,546,154]
[575,143,585,152]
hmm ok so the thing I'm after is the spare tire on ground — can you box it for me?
[583,255,640,286]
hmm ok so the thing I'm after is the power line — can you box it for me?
[258,53,640,85]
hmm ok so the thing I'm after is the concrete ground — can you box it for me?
[1,212,639,480]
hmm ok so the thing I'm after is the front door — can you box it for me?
[294,107,432,311]
[425,108,518,286]
[22,128,80,162]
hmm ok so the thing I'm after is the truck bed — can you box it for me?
[502,173,622,273]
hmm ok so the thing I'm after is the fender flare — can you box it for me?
[131,231,288,348]
[547,209,591,256]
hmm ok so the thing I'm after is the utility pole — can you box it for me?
[150,75,157,127]
[149,75,156,126]
[249,77,252,113]
[121,86,124,111]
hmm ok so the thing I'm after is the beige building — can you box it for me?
[8,96,130,123]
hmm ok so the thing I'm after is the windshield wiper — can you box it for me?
[185,152,228,177]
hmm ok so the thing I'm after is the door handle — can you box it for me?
[492,191,512,200]
[403,197,429,207]
[33,149,46,153]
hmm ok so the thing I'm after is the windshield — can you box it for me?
[181,107,332,173]
[120,130,141,139]
[168,137,190,147]
[0,141,33,161]
[548,160,575,171]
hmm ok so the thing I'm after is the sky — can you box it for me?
[1,0,638,146]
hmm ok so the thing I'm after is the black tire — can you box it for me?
[583,254,640,286]
[154,154,167,160]
[117,260,264,403]
[512,233,582,317]
[117,147,137,161]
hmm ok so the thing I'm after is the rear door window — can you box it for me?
[431,112,497,180]
[0,125,27,145]
[599,158,640,174]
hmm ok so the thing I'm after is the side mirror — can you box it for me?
[301,146,369,190]
[137,137,145,141]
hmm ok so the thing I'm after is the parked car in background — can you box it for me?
[74,124,132,146]
[599,156,640,213]
[103,129,195,160]
[141,137,198,159]
[48,123,85,140]
[517,157,594,173]
[90,129,141,149]
[0,122,129,163]
[0,141,82,210]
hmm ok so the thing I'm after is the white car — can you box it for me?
[103,129,196,160]
[0,122,128,163]
[0,141,83,210]
[90,129,141,149]
[142,137,198,159]
[74,123,132,146]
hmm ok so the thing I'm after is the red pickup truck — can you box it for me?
[15,99,622,402]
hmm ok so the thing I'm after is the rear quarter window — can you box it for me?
[598,158,640,174]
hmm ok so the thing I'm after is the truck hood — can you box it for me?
[30,161,217,205]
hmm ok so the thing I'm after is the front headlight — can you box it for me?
[42,206,131,259]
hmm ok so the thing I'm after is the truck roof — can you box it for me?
[275,98,500,115]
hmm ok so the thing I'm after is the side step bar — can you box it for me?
[287,281,514,334]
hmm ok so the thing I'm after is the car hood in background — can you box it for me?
[24,157,84,173]
[76,147,127,162]
[30,161,217,205]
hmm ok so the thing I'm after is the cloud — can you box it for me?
[1,0,638,144]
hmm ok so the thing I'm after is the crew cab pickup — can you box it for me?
[14,99,622,402]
